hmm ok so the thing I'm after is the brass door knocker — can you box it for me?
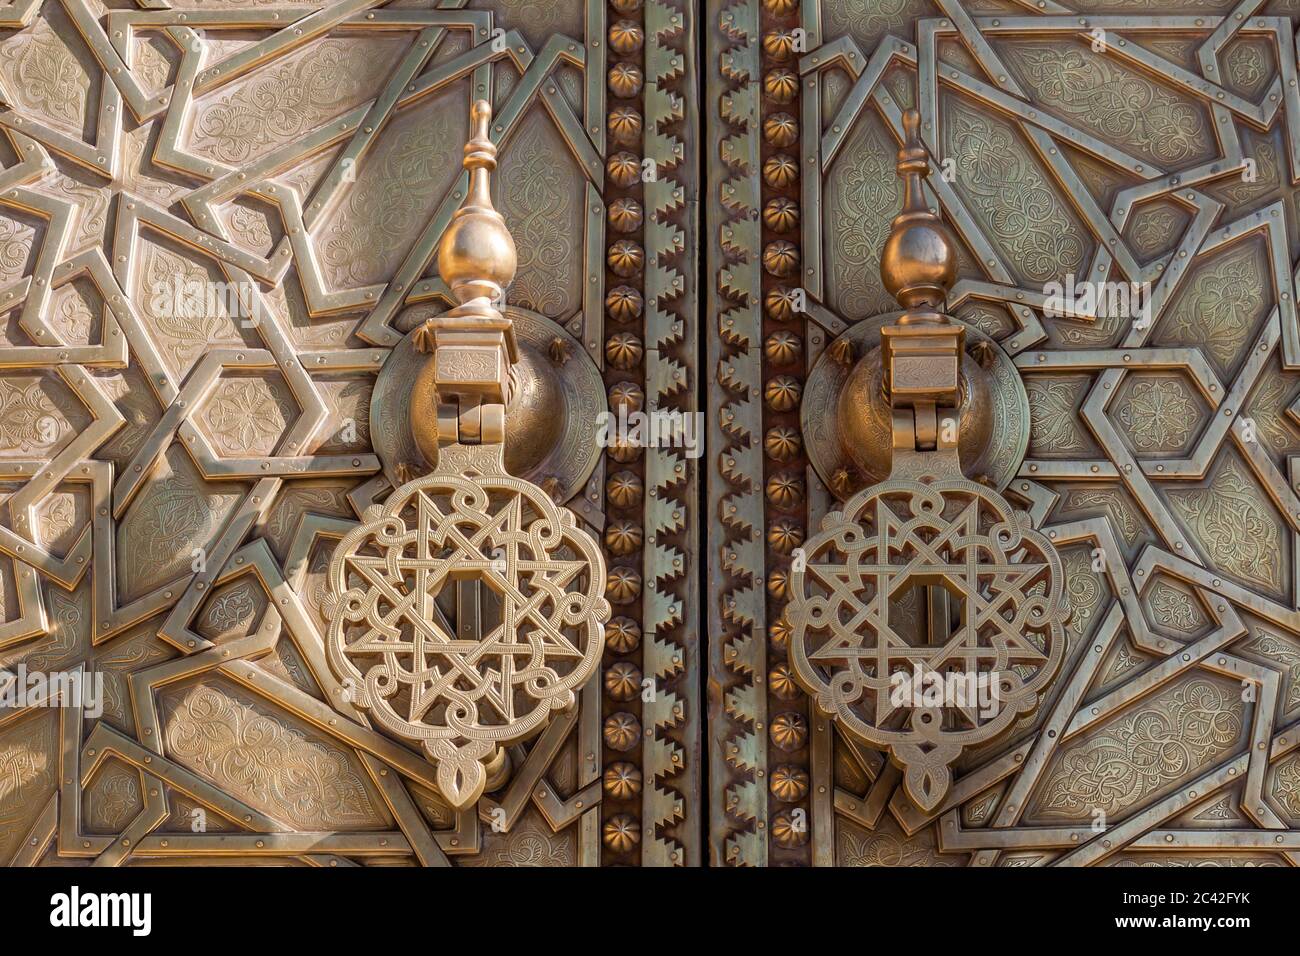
[786,110,1070,812]
[324,102,609,810]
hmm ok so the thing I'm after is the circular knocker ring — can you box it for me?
[325,456,609,809]
[786,475,1069,811]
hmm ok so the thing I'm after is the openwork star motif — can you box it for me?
[787,476,1069,811]
[325,447,608,809]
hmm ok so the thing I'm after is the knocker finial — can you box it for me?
[879,107,958,317]
[436,100,517,309]
[878,107,964,416]
[413,99,519,442]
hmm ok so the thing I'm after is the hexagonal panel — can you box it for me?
[1111,370,1208,459]
[195,369,300,458]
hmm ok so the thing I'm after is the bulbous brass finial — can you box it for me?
[879,109,957,316]
[437,100,517,306]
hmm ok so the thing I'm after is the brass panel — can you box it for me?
[0,0,699,867]
[708,0,1300,866]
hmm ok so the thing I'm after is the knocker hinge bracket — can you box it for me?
[437,397,505,446]
[882,319,964,455]
[891,403,959,454]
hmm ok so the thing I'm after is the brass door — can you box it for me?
[706,0,1300,866]
[5,0,1300,871]
[0,0,700,867]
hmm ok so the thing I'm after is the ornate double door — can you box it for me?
[2,0,1300,868]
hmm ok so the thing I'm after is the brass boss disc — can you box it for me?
[369,304,606,503]
[802,311,1029,498]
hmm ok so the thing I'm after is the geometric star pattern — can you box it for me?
[787,475,1069,813]
[326,457,608,810]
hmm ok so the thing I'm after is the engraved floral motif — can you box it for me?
[827,119,898,318]
[118,449,244,600]
[1113,855,1282,867]
[1195,796,1236,821]
[461,815,575,867]
[1245,631,1300,711]
[1149,582,1203,633]
[1222,40,1271,98]
[143,245,249,378]
[132,36,173,94]
[261,485,351,553]
[1025,377,1088,453]
[1104,642,1143,682]
[0,716,57,863]
[226,205,273,253]
[0,378,67,454]
[1036,680,1241,819]
[37,493,77,552]
[1161,244,1264,370]
[49,285,96,344]
[85,764,142,833]
[837,818,955,867]
[1269,754,1300,820]
[1128,206,1183,259]
[1065,487,1143,544]
[0,582,94,678]
[93,628,175,730]
[202,582,258,635]
[163,682,384,829]
[1003,45,1208,166]
[498,115,581,317]
[190,39,398,165]
[121,126,188,206]
[92,367,157,467]
[945,101,1086,283]
[0,215,35,284]
[823,0,913,50]
[319,103,459,289]
[133,479,212,567]
[492,0,582,51]
[1167,457,1281,593]
[0,15,89,131]
[0,720,55,806]
[1213,138,1279,206]
[965,791,999,825]
[201,377,295,456]
[1114,378,1198,452]
[1245,369,1300,455]
[1063,548,1104,641]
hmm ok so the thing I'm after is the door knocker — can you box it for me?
[323,102,609,810]
[786,110,1070,812]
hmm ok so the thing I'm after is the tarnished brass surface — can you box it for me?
[12,0,1300,870]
